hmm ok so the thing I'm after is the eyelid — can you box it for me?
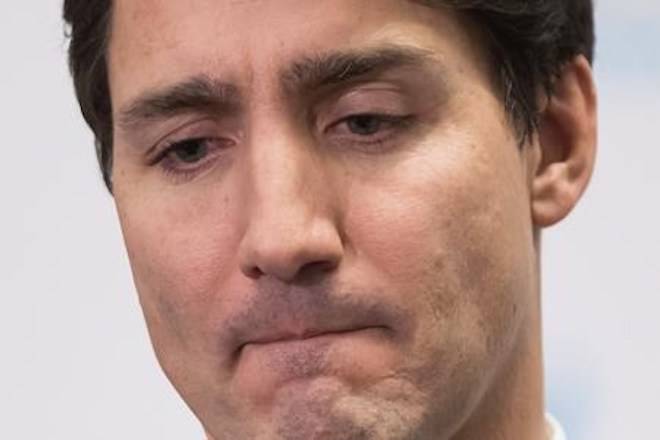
[322,114,416,155]
[316,85,413,130]
[155,137,223,164]
[154,136,237,185]
[146,117,227,162]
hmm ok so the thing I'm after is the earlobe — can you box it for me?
[532,55,598,227]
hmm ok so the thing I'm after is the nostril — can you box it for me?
[306,260,337,274]
[294,259,340,284]
[244,265,264,279]
[240,249,340,283]
[238,220,344,282]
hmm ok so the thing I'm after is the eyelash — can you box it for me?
[154,137,229,182]
[152,113,415,182]
[327,113,415,150]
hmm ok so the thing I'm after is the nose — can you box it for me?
[237,132,344,283]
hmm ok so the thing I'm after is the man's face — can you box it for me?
[108,1,540,438]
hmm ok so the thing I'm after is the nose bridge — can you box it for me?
[238,120,343,281]
[249,125,318,229]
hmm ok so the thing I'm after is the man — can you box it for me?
[64,1,596,439]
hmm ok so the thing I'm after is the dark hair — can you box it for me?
[64,0,594,193]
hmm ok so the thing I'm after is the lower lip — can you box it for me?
[238,327,384,381]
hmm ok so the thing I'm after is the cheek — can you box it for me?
[115,186,239,352]
[347,145,530,286]
[344,133,535,369]
[342,136,536,428]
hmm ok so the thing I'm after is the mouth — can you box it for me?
[233,325,392,389]
[223,295,411,373]
[238,326,387,351]
[223,296,409,394]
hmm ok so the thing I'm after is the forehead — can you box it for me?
[108,0,486,104]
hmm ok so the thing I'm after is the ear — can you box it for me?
[532,55,598,227]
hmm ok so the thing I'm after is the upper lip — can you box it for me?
[243,326,377,347]
[222,290,407,360]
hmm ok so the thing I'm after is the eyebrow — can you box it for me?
[280,45,436,95]
[117,76,241,130]
[116,45,437,130]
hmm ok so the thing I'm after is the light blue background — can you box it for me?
[1,2,658,438]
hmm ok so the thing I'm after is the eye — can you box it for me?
[326,113,414,150]
[154,137,232,182]
[168,138,209,164]
[345,114,387,136]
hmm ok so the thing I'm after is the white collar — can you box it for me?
[546,413,566,440]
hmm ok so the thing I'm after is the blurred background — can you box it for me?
[0,1,658,439]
